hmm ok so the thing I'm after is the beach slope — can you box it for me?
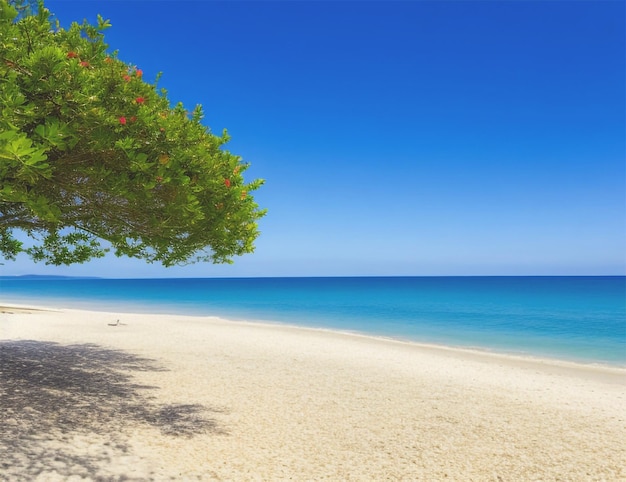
[1,307,624,480]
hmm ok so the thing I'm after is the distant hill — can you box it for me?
[0,275,102,280]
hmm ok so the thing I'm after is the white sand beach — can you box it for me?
[1,305,625,481]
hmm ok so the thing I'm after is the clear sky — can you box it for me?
[3,0,625,278]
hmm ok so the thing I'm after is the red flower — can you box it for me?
[135,97,145,104]
[123,75,131,82]
[119,116,127,125]
[136,69,143,78]
[224,179,231,188]
[79,61,90,68]
[67,51,78,58]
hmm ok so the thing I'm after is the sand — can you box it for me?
[1,305,624,481]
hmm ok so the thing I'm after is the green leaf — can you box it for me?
[0,0,265,267]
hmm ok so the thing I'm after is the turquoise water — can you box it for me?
[1,276,624,366]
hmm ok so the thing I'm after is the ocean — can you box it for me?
[1,276,624,366]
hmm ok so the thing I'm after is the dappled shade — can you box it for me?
[0,340,227,479]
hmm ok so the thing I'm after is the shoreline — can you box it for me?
[2,304,625,479]
[2,300,625,371]
[2,275,623,369]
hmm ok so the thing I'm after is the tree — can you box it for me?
[0,0,265,266]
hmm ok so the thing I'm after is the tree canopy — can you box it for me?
[0,0,265,266]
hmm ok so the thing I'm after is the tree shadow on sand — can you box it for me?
[0,340,227,481]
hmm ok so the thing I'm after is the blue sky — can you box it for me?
[4,0,625,277]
